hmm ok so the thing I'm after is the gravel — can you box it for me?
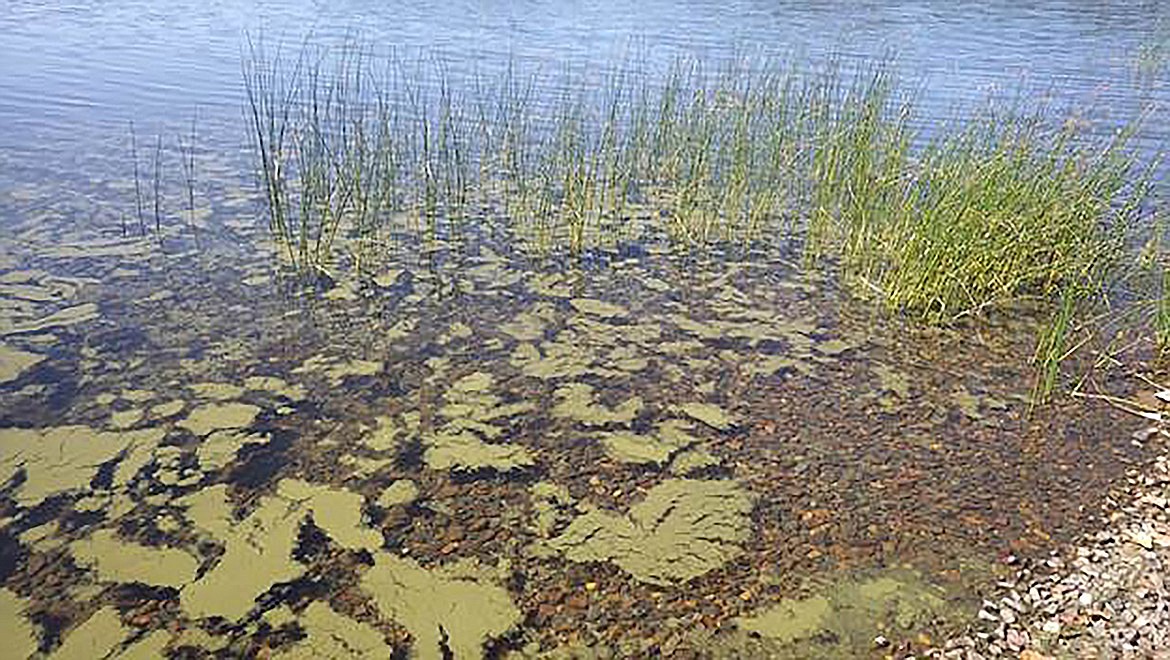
[931,426,1170,660]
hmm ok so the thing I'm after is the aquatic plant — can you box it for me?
[240,41,1156,345]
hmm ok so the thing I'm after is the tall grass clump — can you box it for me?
[240,40,1155,348]
[843,116,1146,323]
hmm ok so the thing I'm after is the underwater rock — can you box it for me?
[543,479,754,585]
[361,554,521,660]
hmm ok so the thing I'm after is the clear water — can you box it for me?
[0,2,1167,658]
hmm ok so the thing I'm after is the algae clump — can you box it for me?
[544,479,753,585]
[0,587,38,659]
[569,298,627,318]
[178,402,261,436]
[424,431,534,472]
[734,569,952,656]
[49,606,127,660]
[0,426,165,506]
[71,529,199,588]
[671,402,734,430]
[0,342,44,384]
[274,601,389,659]
[179,485,305,620]
[361,554,521,660]
[276,478,383,551]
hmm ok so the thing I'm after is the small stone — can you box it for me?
[873,635,890,648]
[1078,592,1094,607]
[1041,620,1061,634]
[978,609,999,622]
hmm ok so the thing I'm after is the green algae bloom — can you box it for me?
[361,554,521,660]
[543,479,754,585]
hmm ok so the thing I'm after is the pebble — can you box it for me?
[931,420,1170,659]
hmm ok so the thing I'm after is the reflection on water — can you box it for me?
[0,0,1166,657]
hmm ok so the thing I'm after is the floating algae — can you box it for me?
[181,478,386,620]
[1,302,100,335]
[530,481,575,538]
[552,383,642,426]
[0,342,44,384]
[274,601,389,659]
[423,430,534,472]
[276,478,383,551]
[363,416,400,452]
[542,479,754,586]
[376,480,419,508]
[421,372,538,471]
[669,448,721,475]
[500,304,557,342]
[178,402,261,436]
[0,588,38,659]
[71,529,199,587]
[196,430,269,471]
[294,354,383,386]
[189,382,246,401]
[569,298,628,319]
[361,554,521,660]
[671,402,734,430]
[117,630,172,660]
[0,426,165,506]
[179,485,305,620]
[735,569,952,657]
[48,606,127,660]
[598,420,699,465]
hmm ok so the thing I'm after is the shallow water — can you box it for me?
[1,1,1168,658]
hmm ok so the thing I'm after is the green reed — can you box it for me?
[241,43,1154,335]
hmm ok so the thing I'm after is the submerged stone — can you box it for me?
[361,554,521,660]
[544,479,753,585]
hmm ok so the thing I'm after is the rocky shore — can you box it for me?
[934,423,1170,659]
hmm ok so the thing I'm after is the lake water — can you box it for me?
[0,1,1168,658]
